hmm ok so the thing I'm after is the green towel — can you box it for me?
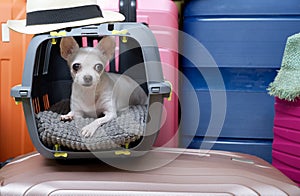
[268,32,300,101]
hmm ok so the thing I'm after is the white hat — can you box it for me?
[7,0,125,34]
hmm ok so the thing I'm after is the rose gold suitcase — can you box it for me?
[1,148,299,195]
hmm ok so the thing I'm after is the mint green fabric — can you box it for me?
[268,33,300,101]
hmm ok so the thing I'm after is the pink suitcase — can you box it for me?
[1,148,299,195]
[99,0,179,147]
[273,97,300,185]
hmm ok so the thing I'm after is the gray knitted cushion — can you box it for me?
[36,105,147,151]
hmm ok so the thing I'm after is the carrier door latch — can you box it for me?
[10,85,31,102]
[148,81,171,99]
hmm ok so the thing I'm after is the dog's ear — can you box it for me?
[60,37,79,61]
[97,36,116,61]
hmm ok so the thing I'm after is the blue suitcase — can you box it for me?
[180,0,300,163]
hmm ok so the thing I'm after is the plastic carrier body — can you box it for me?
[11,22,170,159]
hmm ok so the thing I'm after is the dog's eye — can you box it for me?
[94,64,103,73]
[72,63,81,72]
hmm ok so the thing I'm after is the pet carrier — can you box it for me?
[11,22,171,159]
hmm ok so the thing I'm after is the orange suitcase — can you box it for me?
[0,0,34,162]
[1,148,299,195]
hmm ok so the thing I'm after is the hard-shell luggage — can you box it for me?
[273,97,300,186]
[1,148,299,195]
[0,0,34,162]
[180,0,300,163]
[100,0,179,147]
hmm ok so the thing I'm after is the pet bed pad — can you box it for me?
[36,103,146,151]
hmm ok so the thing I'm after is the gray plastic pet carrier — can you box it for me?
[11,23,171,159]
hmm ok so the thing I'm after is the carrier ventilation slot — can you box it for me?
[43,94,50,110]
[42,40,52,75]
[33,98,41,113]
[81,26,98,35]
[33,94,50,113]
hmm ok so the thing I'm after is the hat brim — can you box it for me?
[268,68,300,101]
[7,10,125,34]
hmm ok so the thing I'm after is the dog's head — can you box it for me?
[60,36,116,87]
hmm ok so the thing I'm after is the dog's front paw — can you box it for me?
[81,124,98,138]
[60,114,74,121]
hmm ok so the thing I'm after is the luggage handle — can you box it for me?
[119,0,137,22]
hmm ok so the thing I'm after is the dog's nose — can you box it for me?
[83,75,93,84]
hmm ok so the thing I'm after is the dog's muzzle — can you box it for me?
[82,75,93,87]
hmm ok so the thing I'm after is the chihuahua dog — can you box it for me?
[60,36,147,137]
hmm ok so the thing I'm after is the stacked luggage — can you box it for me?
[180,0,300,163]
